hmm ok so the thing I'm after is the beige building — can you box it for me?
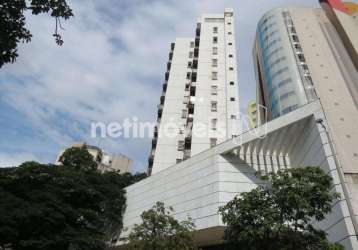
[253,0,358,244]
[57,143,132,173]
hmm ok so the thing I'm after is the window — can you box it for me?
[211,101,217,112]
[211,119,217,130]
[231,115,236,119]
[213,37,218,43]
[228,32,232,35]
[213,47,218,55]
[229,67,234,70]
[189,51,194,58]
[211,85,218,95]
[292,34,299,42]
[212,58,218,67]
[182,109,187,118]
[230,81,234,85]
[228,42,232,45]
[230,97,235,101]
[186,72,191,80]
[190,41,195,48]
[228,22,231,25]
[298,54,305,62]
[213,27,218,33]
[229,54,233,58]
[176,159,182,164]
[210,138,217,148]
[178,141,184,151]
[187,61,192,68]
[280,91,295,101]
[212,72,218,80]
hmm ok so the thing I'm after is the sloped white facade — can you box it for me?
[115,101,358,249]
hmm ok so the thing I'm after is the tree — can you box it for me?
[0,149,146,250]
[219,166,343,250]
[127,201,197,250]
[0,0,73,68]
[59,146,98,171]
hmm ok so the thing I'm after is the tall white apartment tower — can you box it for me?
[148,8,241,175]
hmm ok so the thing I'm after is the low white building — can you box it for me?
[114,101,358,249]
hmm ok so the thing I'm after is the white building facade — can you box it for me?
[148,8,241,175]
[253,1,358,238]
[113,3,358,250]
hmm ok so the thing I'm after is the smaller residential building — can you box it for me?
[57,142,132,173]
[247,100,257,129]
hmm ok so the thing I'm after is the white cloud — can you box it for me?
[0,0,320,172]
[0,152,40,168]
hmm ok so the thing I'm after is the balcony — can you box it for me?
[160,95,165,105]
[190,86,196,97]
[157,104,163,110]
[148,157,153,168]
[183,96,190,104]
[191,72,197,82]
[183,149,191,160]
[195,38,200,47]
[192,59,198,69]
[158,109,163,118]
[152,137,157,148]
[154,127,158,138]
[194,48,199,58]
[150,148,155,158]
[196,27,201,37]
[189,96,195,104]
[187,114,194,124]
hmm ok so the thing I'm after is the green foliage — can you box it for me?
[59,146,98,171]
[219,167,343,250]
[127,201,197,250]
[0,149,146,250]
[0,0,73,68]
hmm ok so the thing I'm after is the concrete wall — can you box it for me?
[117,104,358,249]
[290,111,358,249]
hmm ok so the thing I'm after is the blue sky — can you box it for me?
[0,0,319,172]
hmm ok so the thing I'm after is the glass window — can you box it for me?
[210,138,217,148]
[211,119,217,129]
[211,101,218,111]
[213,47,218,55]
[211,85,218,95]
[178,141,184,151]
[212,72,218,80]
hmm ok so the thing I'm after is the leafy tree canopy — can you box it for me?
[0,149,146,250]
[59,146,98,171]
[0,0,73,68]
[219,166,343,250]
[127,201,197,250]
